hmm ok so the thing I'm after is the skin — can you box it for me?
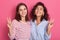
[7,5,28,35]
[35,5,54,35]
[7,5,54,36]
[18,5,27,22]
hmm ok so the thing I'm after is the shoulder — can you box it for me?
[42,19,49,29]
[26,21,31,25]
[40,19,49,28]
[29,20,34,25]
[11,19,19,26]
[42,19,48,24]
[12,19,18,23]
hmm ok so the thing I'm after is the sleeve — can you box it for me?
[44,32,51,40]
[8,20,16,40]
[44,21,51,40]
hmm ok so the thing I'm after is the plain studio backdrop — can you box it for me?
[0,0,60,40]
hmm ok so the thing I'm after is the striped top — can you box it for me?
[30,19,51,40]
[8,19,31,40]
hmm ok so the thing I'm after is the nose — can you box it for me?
[22,9,24,12]
[22,10,24,13]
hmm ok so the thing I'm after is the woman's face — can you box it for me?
[35,5,44,17]
[18,5,27,17]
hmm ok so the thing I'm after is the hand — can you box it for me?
[7,17,12,35]
[48,19,54,29]
[47,19,54,35]
[7,17,12,29]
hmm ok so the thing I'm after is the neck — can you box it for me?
[21,16,26,22]
[36,16,41,22]
[36,16,41,25]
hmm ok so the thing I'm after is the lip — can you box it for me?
[37,12,41,14]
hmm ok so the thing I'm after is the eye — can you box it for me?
[40,8,43,10]
[36,7,39,10]
[24,8,27,10]
[19,9,22,11]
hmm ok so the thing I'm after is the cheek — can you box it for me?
[39,10,44,14]
[35,10,38,14]
[25,10,27,13]
[24,10,27,14]
[41,11,44,15]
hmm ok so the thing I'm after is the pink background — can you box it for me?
[0,0,60,40]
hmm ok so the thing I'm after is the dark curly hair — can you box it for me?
[15,3,29,21]
[30,2,50,22]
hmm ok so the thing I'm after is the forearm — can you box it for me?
[46,26,51,35]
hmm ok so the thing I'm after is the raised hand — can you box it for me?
[7,17,12,35]
[47,19,54,35]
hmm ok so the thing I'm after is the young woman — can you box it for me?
[30,2,54,40]
[7,3,31,40]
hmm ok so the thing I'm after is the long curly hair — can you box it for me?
[30,2,50,22]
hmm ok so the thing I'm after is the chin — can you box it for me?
[36,15,42,17]
[22,15,26,17]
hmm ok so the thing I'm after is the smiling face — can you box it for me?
[35,5,44,17]
[31,2,49,22]
[18,5,27,17]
